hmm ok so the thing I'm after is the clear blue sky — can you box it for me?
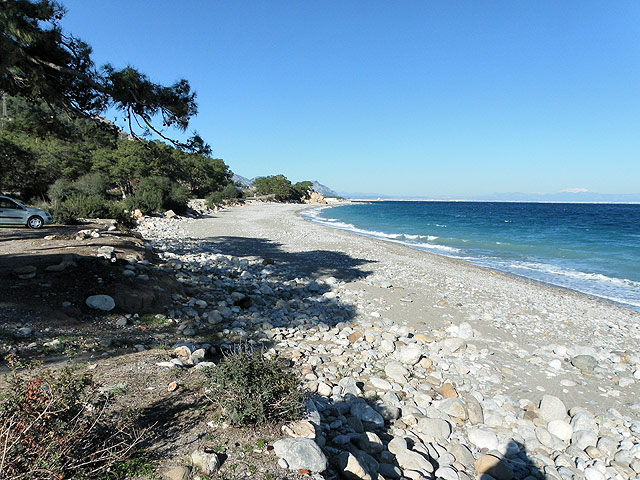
[61,0,640,197]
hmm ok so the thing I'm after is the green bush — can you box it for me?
[73,172,110,197]
[204,349,303,426]
[47,177,74,203]
[124,176,189,214]
[0,356,147,479]
[206,183,244,207]
[109,203,136,231]
[53,193,112,221]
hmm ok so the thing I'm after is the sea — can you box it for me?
[302,201,640,312]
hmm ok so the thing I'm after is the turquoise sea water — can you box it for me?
[303,201,640,311]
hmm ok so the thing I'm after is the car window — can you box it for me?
[0,199,19,209]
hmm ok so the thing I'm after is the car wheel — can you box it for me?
[27,215,44,229]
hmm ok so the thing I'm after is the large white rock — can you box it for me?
[538,395,567,422]
[397,344,423,365]
[468,428,499,451]
[369,376,392,391]
[547,420,573,442]
[384,362,409,382]
[273,438,327,472]
[85,294,115,311]
[416,418,451,440]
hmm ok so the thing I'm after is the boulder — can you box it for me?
[85,294,115,311]
[273,438,327,473]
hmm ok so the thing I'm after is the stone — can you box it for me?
[547,419,573,442]
[190,450,220,475]
[448,442,475,468]
[85,294,116,311]
[461,393,484,424]
[395,449,434,475]
[272,438,327,473]
[457,322,474,339]
[282,419,315,438]
[336,451,373,480]
[538,395,567,422]
[160,466,191,480]
[596,436,618,457]
[571,355,598,372]
[440,382,458,398]
[15,326,32,337]
[358,432,384,454]
[397,344,423,365]
[475,454,514,480]
[351,401,385,427]
[378,463,402,479]
[317,382,332,396]
[13,265,37,279]
[438,398,467,419]
[380,339,395,354]
[385,362,409,382]
[570,411,598,433]
[468,428,498,451]
[339,377,362,395]
[369,376,392,390]
[571,430,598,450]
[583,468,605,480]
[416,417,451,440]
[435,466,460,480]
[441,337,466,353]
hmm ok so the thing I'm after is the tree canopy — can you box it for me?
[0,0,208,152]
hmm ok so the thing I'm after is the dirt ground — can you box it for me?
[0,222,308,479]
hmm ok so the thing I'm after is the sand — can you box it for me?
[176,202,640,416]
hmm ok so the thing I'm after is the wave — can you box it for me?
[302,208,456,251]
[302,205,640,311]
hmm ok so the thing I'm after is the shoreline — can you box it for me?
[137,203,640,478]
[166,202,639,415]
[301,202,640,313]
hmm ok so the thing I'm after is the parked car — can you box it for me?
[0,195,52,229]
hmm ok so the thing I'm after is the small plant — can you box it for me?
[0,354,148,479]
[203,348,303,426]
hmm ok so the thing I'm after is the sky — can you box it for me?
[60,0,640,197]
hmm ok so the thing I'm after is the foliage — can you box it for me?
[204,349,303,426]
[206,183,244,207]
[292,181,313,200]
[124,176,189,214]
[73,171,110,197]
[253,175,314,202]
[0,355,147,479]
[0,0,207,152]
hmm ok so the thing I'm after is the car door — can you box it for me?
[0,198,27,225]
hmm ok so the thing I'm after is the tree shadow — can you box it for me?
[0,229,374,373]
[168,235,375,282]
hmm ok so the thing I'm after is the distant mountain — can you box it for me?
[231,174,253,187]
[312,181,339,197]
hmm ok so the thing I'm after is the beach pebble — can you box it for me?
[538,395,567,422]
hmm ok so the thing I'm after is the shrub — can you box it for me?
[206,183,244,207]
[0,356,147,479]
[109,203,136,231]
[47,178,74,204]
[51,193,112,223]
[124,176,189,214]
[73,172,110,197]
[204,348,303,426]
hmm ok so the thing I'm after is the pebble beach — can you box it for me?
[138,202,640,480]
